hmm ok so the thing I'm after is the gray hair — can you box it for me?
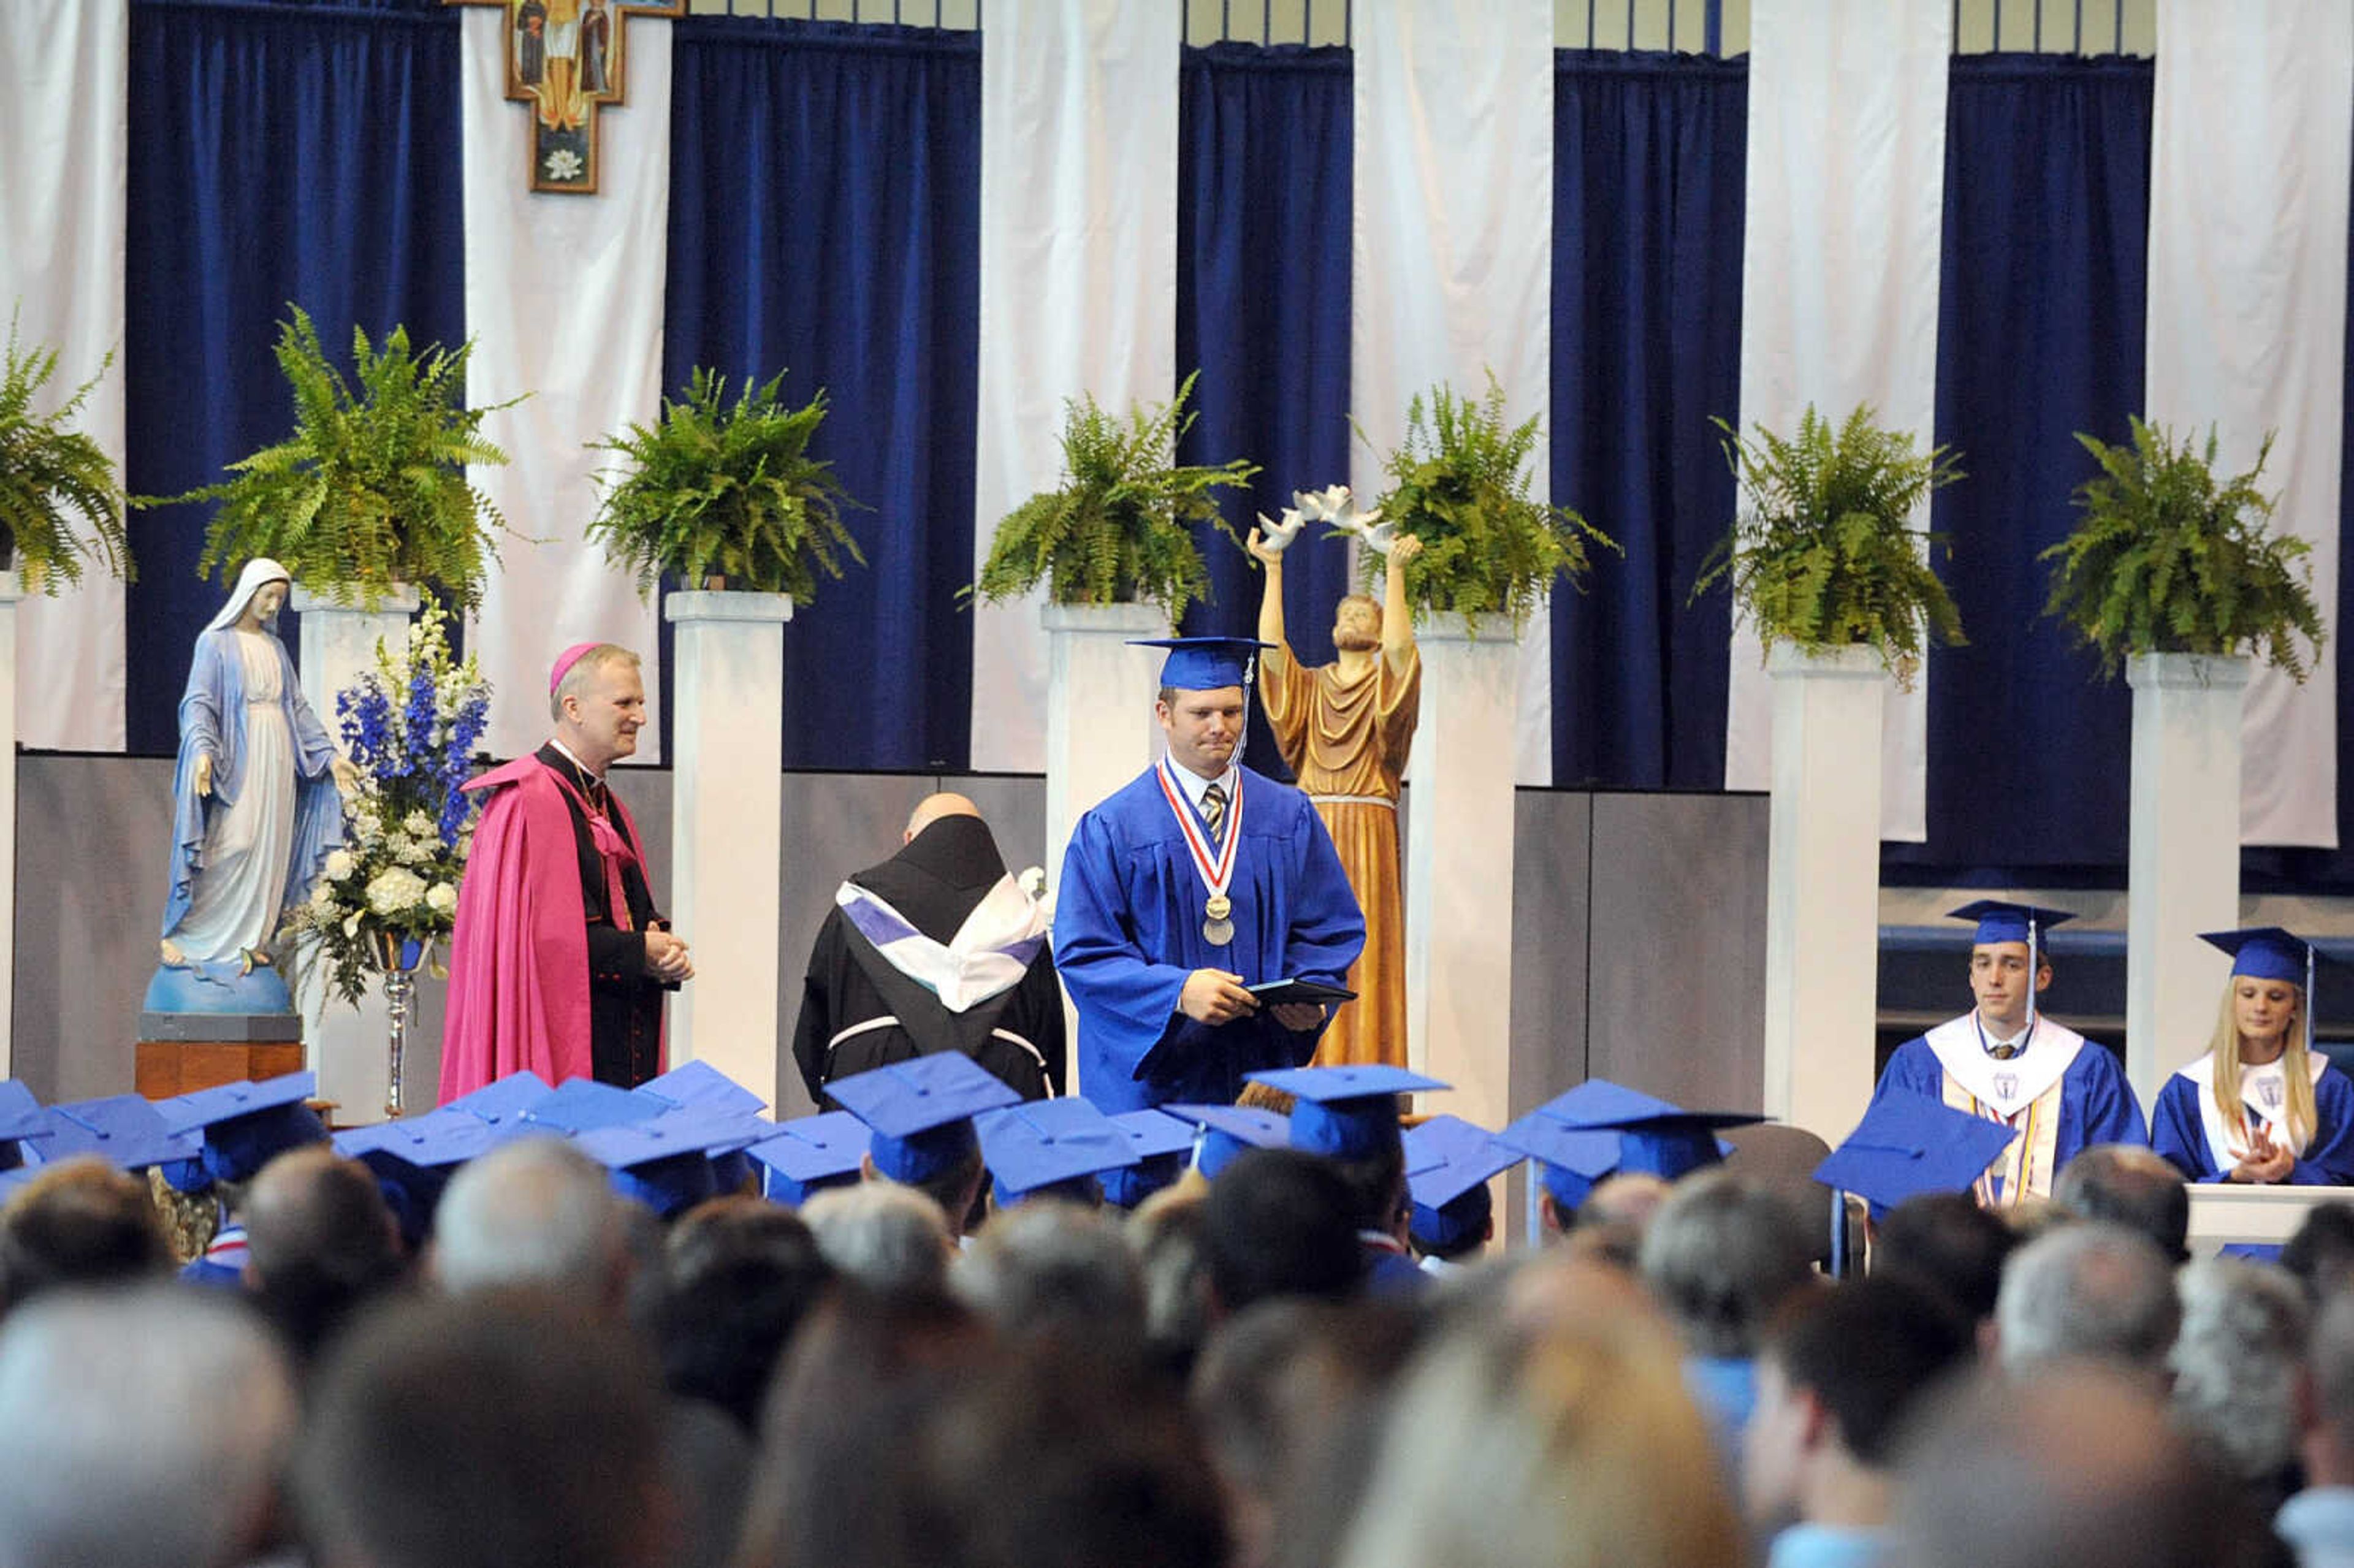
[433,1136,625,1300]
[1995,1222,2179,1377]
[548,643,641,722]
[0,1284,297,1568]
[2311,1287,2354,1453]
[2168,1257,2309,1483]
[955,1200,1145,1345]
[2052,1145,2191,1262]
[801,1181,953,1295]
[1635,1170,1816,1359]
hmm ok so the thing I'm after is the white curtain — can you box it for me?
[2147,0,2351,848]
[1726,0,1951,842]
[967,0,1182,774]
[0,0,128,752]
[460,6,670,762]
[1349,0,1556,785]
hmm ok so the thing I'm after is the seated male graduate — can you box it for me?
[155,1073,331,1285]
[1249,1065,1447,1295]
[974,1097,1141,1211]
[1867,901,2146,1208]
[828,1053,1022,1235]
[1053,636,1366,1114]
[1402,1114,1523,1275]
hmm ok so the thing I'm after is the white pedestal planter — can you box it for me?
[1404,614,1519,1134]
[1042,603,1170,891]
[2125,652,2249,1111]
[291,584,420,1121]
[666,590,791,1108]
[1761,644,1886,1144]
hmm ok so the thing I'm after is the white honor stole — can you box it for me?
[2176,1050,2330,1173]
[1928,1015,2086,1206]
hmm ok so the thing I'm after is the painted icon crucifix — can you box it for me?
[448,0,684,194]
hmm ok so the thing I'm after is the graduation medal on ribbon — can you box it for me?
[1157,759,1242,946]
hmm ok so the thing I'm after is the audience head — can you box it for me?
[1129,1184,1214,1376]
[300,1290,673,1568]
[2168,1257,2310,1502]
[1892,1363,2277,1568]
[1744,1276,1974,1533]
[2283,1201,2354,1300]
[2053,1145,2191,1264]
[432,1135,628,1307]
[0,1284,298,1568]
[652,1196,836,1434]
[1994,1221,2179,1381]
[800,1178,954,1295]
[955,1198,1146,1352]
[1872,1190,2020,1325]
[1203,1148,1364,1315]
[1562,1171,1672,1268]
[242,1144,408,1362]
[0,1155,171,1314]
[1637,1169,1816,1360]
[2301,1286,2354,1488]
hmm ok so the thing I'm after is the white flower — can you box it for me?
[427,883,459,916]
[323,849,357,881]
[366,866,430,916]
[342,913,361,939]
[544,147,585,182]
[310,880,336,911]
[404,810,436,837]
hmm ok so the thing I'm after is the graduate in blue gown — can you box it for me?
[2152,927,2354,1186]
[1054,637,1366,1113]
[1865,902,2146,1209]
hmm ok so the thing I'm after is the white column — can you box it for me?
[290,585,419,1120]
[2126,653,2249,1109]
[0,574,20,1073]
[1761,644,1884,1144]
[1405,615,1518,1134]
[666,591,789,1104]
[1042,604,1168,892]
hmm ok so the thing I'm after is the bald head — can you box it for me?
[905,792,981,843]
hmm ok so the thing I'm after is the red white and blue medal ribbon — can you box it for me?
[1157,758,1241,945]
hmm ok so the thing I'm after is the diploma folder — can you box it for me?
[1247,978,1357,1007]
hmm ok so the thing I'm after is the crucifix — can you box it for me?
[449,0,684,194]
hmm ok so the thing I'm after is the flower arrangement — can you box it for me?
[287,601,492,1007]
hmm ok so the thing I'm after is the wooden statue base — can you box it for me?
[134,1038,305,1100]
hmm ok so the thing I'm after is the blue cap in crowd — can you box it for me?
[1103,1108,1197,1209]
[1813,1094,2021,1217]
[443,1070,554,1126]
[829,1055,1020,1186]
[745,1113,871,1206]
[158,1071,328,1187]
[1403,1114,1522,1253]
[36,1095,204,1173]
[975,1098,1138,1206]
[522,1078,663,1135]
[1162,1103,1290,1178]
[1247,1065,1449,1160]
[576,1106,766,1219]
[636,1060,769,1119]
[0,1081,51,1172]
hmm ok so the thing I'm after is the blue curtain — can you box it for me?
[1883,53,2152,881]
[663,18,980,772]
[124,0,464,756]
[1175,42,1355,780]
[1548,51,1746,790]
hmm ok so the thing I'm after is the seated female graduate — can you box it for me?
[2153,927,2354,1186]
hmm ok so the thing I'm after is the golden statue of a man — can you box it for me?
[1248,504,1422,1069]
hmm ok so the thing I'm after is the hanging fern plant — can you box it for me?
[0,310,134,592]
[971,370,1257,623]
[2040,418,2324,680]
[1359,372,1616,628]
[151,306,516,609]
[587,367,864,602]
[1693,403,1964,690]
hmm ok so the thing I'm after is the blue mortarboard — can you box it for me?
[34,1095,205,1172]
[1247,1066,1449,1160]
[1495,1109,1621,1210]
[2203,927,2321,1056]
[1162,1103,1291,1178]
[157,1072,327,1187]
[1813,1094,2022,1216]
[0,1082,50,1173]
[745,1112,871,1206]
[1518,1079,1760,1182]
[827,1055,1021,1185]
[577,1106,768,1219]
[974,1098,1138,1206]
[1949,900,2076,949]
[1103,1109,1196,1208]
[1129,636,1276,693]
[335,1109,541,1249]
[522,1078,663,1135]
[1403,1114,1522,1251]
[444,1070,554,1125]
[635,1060,769,1119]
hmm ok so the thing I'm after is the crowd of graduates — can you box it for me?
[0,1051,2349,1568]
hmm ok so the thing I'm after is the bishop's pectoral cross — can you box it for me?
[449,0,684,195]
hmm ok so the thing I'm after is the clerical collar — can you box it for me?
[1165,756,1236,813]
[549,739,605,788]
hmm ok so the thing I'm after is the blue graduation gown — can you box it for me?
[1872,1027,2148,1197]
[2151,1061,2354,1184]
[1054,763,1366,1113]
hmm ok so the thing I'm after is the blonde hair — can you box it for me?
[2206,978,2317,1152]
[1334,1311,1743,1568]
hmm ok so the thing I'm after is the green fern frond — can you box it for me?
[0,306,134,592]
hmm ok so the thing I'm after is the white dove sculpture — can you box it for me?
[1253,506,1308,555]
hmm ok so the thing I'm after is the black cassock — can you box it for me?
[790,813,1065,1105]
[537,743,667,1088]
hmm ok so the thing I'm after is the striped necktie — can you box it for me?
[1201,782,1227,843]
